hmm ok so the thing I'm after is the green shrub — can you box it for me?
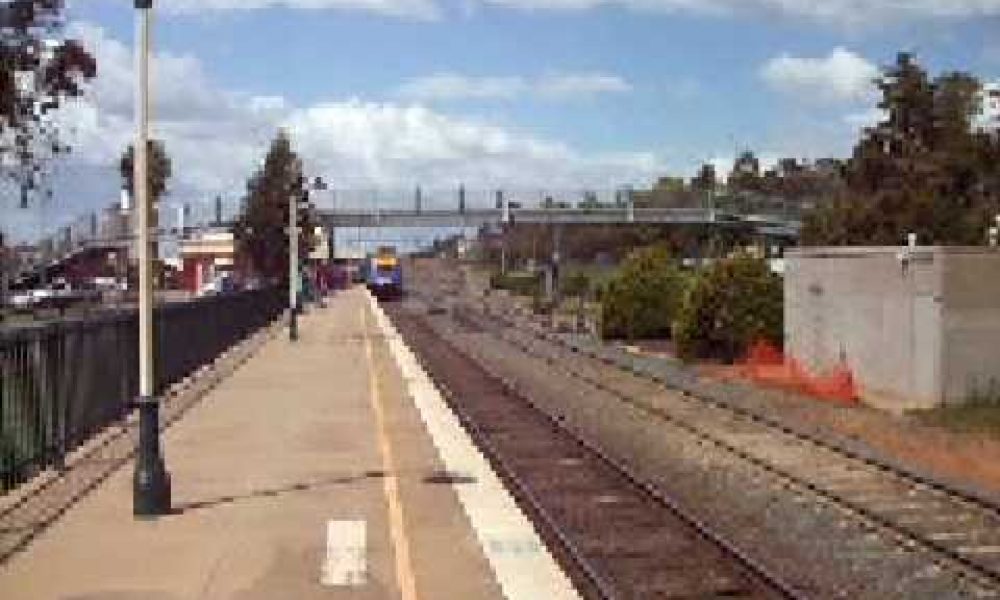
[489,271,541,297]
[599,246,688,340]
[674,254,783,362]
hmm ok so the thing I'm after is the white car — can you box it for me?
[8,291,35,309]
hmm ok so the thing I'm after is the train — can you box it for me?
[365,247,404,300]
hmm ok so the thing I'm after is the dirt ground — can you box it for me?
[698,362,1000,498]
[464,261,1000,499]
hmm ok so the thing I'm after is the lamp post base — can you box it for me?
[289,307,298,341]
[133,397,171,517]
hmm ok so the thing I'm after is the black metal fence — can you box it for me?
[0,289,284,492]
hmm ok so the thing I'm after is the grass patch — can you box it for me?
[911,380,1000,438]
[913,405,1000,438]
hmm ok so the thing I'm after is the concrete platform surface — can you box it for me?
[0,288,575,599]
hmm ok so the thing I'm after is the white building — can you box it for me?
[977,82,1000,132]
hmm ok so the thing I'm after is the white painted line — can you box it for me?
[366,292,580,600]
[321,519,367,587]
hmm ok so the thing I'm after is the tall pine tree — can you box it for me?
[233,130,315,287]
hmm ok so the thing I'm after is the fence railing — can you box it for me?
[0,288,285,493]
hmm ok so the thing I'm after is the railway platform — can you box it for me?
[0,288,576,599]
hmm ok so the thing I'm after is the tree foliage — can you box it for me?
[674,255,783,362]
[1,0,96,207]
[119,139,172,205]
[599,246,688,340]
[233,130,315,286]
[802,53,1000,246]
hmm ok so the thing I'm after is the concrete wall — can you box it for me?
[785,247,1000,412]
[939,251,1000,404]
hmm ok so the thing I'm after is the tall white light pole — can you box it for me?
[133,0,170,516]
[288,181,300,341]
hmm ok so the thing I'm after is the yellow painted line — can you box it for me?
[361,303,419,600]
[367,291,580,600]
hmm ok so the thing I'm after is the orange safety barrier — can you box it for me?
[737,340,859,405]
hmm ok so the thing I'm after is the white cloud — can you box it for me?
[60,22,282,193]
[397,72,631,101]
[761,47,879,103]
[158,0,439,19]
[397,74,527,101]
[286,100,658,188]
[99,0,1000,25]
[18,22,660,239]
[843,107,887,130]
[535,73,632,98]
[477,0,1000,25]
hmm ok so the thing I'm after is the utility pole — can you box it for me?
[132,0,170,517]
[0,232,8,311]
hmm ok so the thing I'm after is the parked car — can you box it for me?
[199,274,237,297]
[5,281,100,311]
[8,291,35,310]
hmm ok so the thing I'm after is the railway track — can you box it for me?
[408,263,1000,597]
[385,302,799,599]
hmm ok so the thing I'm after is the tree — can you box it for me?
[118,140,171,288]
[1,1,96,207]
[119,139,172,206]
[600,245,688,340]
[674,254,783,362]
[803,53,999,246]
[233,130,315,287]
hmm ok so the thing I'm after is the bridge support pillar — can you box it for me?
[499,190,510,224]
[550,223,563,304]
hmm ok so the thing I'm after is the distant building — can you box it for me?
[179,228,236,294]
[308,226,330,262]
[977,81,1000,132]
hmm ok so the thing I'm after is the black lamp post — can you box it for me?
[132,0,170,517]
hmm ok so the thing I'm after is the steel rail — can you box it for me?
[388,304,804,599]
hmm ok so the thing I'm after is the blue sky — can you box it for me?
[3,0,1000,242]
